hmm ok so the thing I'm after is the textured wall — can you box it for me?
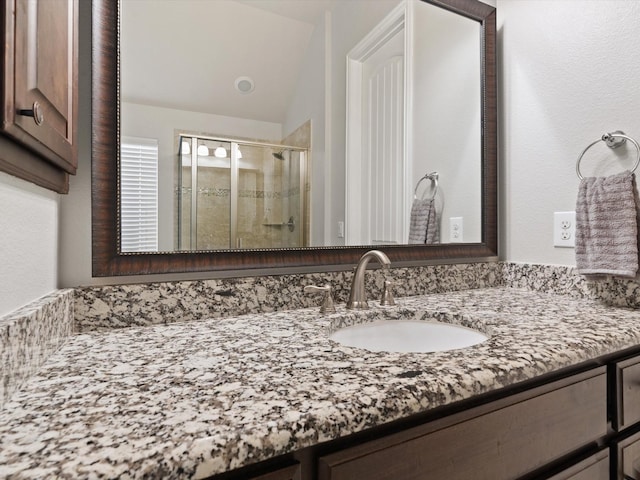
[498,0,640,264]
[0,173,59,317]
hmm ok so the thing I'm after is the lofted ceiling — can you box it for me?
[120,0,335,125]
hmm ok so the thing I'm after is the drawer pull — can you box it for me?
[18,101,44,126]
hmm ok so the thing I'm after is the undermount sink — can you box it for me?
[329,320,488,353]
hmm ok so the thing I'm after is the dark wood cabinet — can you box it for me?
[211,349,640,480]
[0,0,78,193]
[248,464,301,480]
[547,450,610,480]
[616,431,640,480]
[318,369,607,480]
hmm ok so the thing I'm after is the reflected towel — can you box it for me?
[408,198,439,244]
[575,170,640,278]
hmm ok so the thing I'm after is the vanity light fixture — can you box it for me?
[181,141,190,155]
[197,145,209,157]
[234,76,255,94]
[214,145,227,158]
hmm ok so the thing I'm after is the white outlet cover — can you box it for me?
[553,211,576,248]
[450,217,463,243]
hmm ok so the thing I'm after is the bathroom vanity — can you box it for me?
[3,287,640,479]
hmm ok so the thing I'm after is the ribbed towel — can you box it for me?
[575,170,640,278]
[408,198,439,244]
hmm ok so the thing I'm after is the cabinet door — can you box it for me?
[2,0,78,174]
[615,355,640,431]
[546,450,609,480]
[617,430,640,480]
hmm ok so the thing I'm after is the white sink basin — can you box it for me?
[329,320,488,353]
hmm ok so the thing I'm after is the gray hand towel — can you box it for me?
[408,198,439,244]
[575,170,640,278]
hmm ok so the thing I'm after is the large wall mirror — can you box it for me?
[92,0,496,276]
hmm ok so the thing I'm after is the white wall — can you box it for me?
[0,173,58,317]
[498,0,640,265]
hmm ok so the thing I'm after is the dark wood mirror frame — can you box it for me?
[91,0,497,277]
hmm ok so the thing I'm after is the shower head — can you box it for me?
[272,150,286,161]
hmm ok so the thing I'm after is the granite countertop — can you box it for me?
[2,287,640,479]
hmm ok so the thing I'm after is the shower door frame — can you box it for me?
[178,133,308,251]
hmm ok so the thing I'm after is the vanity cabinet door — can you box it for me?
[617,430,640,480]
[0,0,78,192]
[318,368,606,480]
[546,450,609,480]
[615,356,640,431]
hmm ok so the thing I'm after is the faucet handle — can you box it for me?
[380,280,396,306]
[304,284,337,314]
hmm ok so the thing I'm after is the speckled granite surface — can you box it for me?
[0,290,73,410]
[504,262,640,307]
[3,287,640,479]
[74,262,503,331]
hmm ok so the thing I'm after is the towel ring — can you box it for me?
[414,172,438,200]
[576,131,640,179]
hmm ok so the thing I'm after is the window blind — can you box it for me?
[120,136,158,252]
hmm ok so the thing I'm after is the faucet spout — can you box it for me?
[346,250,391,309]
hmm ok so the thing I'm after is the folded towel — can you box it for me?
[575,170,640,278]
[408,198,439,244]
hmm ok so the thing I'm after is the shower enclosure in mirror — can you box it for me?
[176,136,308,251]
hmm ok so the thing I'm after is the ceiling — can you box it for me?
[120,0,335,125]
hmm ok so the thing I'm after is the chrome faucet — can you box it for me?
[346,250,391,309]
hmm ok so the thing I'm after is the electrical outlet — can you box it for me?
[337,221,345,238]
[554,211,576,248]
[450,217,463,243]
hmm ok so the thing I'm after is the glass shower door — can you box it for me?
[236,144,304,249]
[178,136,306,250]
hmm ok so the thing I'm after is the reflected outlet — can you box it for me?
[450,217,463,243]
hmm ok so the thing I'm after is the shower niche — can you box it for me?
[177,135,309,251]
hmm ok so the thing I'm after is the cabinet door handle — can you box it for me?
[17,101,44,126]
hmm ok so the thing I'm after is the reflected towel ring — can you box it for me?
[414,172,438,200]
[576,131,640,180]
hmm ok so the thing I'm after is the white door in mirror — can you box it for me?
[329,320,488,353]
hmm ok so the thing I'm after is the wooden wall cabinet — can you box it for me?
[0,0,78,193]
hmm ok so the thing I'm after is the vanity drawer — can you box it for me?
[318,368,606,480]
[617,430,640,480]
[247,464,300,480]
[546,449,609,480]
[615,356,640,431]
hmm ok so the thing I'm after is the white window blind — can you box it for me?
[120,136,158,252]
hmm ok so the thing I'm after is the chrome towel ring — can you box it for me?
[576,130,640,180]
[414,172,438,200]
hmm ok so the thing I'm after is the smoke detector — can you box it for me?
[234,76,255,94]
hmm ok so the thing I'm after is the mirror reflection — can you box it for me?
[120,0,482,253]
